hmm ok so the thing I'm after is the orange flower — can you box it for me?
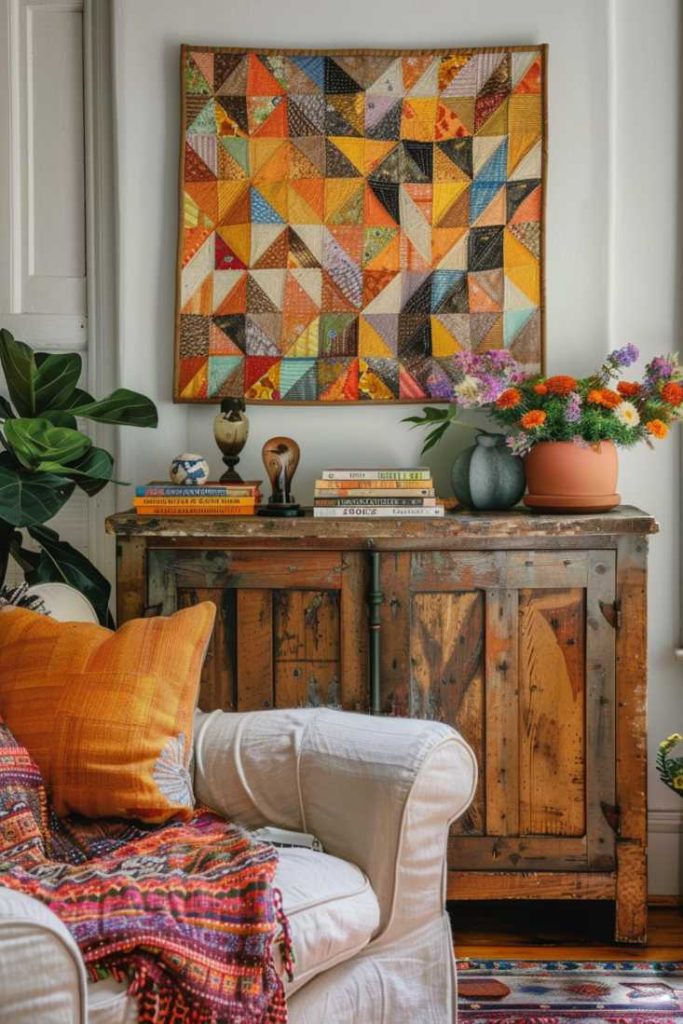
[661,382,683,406]
[588,388,622,408]
[520,410,547,429]
[496,387,522,409]
[600,389,622,409]
[645,419,668,439]
[545,375,578,397]
[617,380,640,398]
[533,381,548,395]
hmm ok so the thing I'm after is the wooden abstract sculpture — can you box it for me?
[258,436,302,517]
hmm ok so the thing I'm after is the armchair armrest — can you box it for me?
[0,886,87,1023]
[193,708,477,942]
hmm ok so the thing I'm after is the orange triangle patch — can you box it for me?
[179,359,208,399]
[247,54,286,96]
[252,100,288,138]
[510,185,542,224]
[185,181,218,224]
[214,273,247,314]
[514,57,542,94]
[209,321,243,355]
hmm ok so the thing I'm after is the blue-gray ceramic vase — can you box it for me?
[451,432,526,511]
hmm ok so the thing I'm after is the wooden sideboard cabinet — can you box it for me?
[107,506,656,943]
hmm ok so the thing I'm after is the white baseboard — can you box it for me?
[648,809,683,896]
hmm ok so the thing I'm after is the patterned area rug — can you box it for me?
[456,959,683,1023]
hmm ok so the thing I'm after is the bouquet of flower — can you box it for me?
[403,350,525,451]
[406,346,683,455]
[657,733,683,795]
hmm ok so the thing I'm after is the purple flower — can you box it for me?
[453,352,476,374]
[486,350,514,367]
[428,378,455,401]
[477,372,505,403]
[506,434,533,456]
[647,355,674,380]
[565,392,582,422]
[611,344,639,368]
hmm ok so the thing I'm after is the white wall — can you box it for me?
[111,0,682,892]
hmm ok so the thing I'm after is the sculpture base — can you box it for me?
[257,504,303,518]
[219,455,243,483]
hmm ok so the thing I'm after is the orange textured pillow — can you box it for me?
[0,602,216,823]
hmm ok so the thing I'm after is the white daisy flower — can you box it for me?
[454,375,482,406]
[614,401,640,427]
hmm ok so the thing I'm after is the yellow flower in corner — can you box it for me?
[674,774,683,792]
[660,733,683,751]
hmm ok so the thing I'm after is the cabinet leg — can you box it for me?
[615,842,648,944]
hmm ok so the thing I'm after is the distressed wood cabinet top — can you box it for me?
[107,505,657,549]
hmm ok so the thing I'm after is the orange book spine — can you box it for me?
[135,504,257,516]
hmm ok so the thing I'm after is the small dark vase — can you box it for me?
[451,432,526,511]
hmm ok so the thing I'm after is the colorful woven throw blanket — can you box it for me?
[0,716,289,1023]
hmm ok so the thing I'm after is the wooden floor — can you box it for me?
[450,901,683,961]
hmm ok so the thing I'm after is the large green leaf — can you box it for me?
[26,524,111,625]
[69,447,118,495]
[0,454,74,526]
[65,388,158,427]
[0,396,14,420]
[40,410,78,429]
[0,330,36,416]
[34,351,82,412]
[3,417,91,471]
[420,421,452,454]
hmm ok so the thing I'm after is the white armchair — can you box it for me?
[0,708,477,1024]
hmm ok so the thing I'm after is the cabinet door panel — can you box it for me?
[274,590,341,708]
[519,587,586,837]
[236,590,273,711]
[383,548,617,873]
[410,591,485,835]
[177,585,236,711]
[147,548,367,713]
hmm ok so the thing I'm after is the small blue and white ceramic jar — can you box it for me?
[169,453,210,486]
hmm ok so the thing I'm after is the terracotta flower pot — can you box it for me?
[523,441,620,513]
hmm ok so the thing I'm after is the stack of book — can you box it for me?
[134,481,262,516]
[313,468,443,518]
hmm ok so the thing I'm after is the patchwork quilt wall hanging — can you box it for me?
[175,45,546,403]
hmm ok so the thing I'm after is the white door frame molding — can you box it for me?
[83,0,118,587]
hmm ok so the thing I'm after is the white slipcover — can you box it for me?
[0,708,477,1023]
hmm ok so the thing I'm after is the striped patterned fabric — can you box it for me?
[0,716,289,1023]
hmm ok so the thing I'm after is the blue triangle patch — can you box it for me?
[208,356,243,396]
[476,139,508,184]
[504,308,534,347]
[250,188,285,225]
[292,56,325,91]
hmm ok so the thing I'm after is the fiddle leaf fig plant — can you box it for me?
[0,329,158,623]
